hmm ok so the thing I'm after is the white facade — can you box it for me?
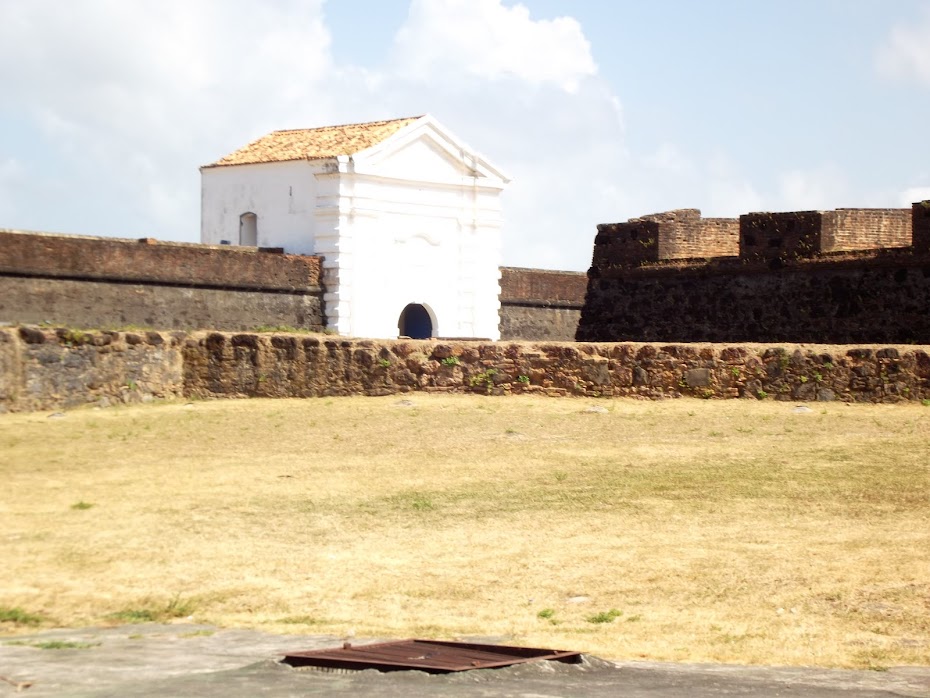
[201,115,509,340]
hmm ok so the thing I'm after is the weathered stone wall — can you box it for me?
[1,327,185,412]
[0,277,324,332]
[739,211,824,261]
[0,229,325,332]
[578,252,930,344]
[3,327,928,412]
[499,306,582,342]
[580,203,930,344]
[498,267,587,340]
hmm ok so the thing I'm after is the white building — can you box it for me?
[200,115,510,340]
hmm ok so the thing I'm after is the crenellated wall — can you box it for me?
[2,327,928,412]
[593,209,740,268]
[578,203,930,344]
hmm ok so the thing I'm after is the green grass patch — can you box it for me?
[276,615,328,625]
[586,609,623,624]
[107,595,196,624]
[0,606,45,626]
[7,640,98,650]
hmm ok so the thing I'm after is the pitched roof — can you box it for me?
[205,116,424,168]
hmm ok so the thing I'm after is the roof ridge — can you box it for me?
[204,115,431,168]
[271,115,426,134]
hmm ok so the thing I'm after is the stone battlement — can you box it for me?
[593,203,924,269]
[577,202,930,344]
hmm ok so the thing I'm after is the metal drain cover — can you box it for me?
[281,639,582,673]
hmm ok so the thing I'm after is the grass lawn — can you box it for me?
[1,395,928,669]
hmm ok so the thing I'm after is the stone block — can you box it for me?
[685,368,712,388]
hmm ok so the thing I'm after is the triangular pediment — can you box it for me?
[352,115,510,188]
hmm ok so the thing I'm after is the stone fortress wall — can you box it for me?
[4,201,928,346]
[2,327,928,412]
[578,202,930,344]
[0,230,582,340]
[0,230,326,332]
[498,267,588,341]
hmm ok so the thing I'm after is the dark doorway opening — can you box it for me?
[398,304,433,339]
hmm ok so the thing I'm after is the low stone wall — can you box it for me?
[1,327,185,412]
[3,327,929,412]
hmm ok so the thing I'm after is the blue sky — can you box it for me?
[1,0,928,271]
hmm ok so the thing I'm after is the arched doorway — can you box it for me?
[239,212,257,246]
[398,304,434,339]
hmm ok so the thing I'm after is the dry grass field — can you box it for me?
[1,395,928,669]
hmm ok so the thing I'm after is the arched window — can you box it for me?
[398,303,435,339]
[239,212,257,246]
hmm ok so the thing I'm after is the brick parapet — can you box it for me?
[823,209,912,252]
[499,267,588,307]
[596,205,920,269]
[0,229,323,292]
[655,210,739,260]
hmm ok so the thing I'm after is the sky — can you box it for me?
[1,0,929,272]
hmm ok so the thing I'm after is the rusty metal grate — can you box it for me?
[281,639,583,674]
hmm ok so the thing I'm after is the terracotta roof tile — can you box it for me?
[206,116,423,168]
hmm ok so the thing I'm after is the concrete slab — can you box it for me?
[2,624,928,697]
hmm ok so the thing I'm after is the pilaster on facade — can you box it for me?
[201,115,511,341]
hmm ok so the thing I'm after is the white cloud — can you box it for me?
[777,166,849,211]
[900,186,930,205]
[706,179,764,217]
[0,0,617,269]
[630,149,764,219]
[349,73,629,270]
[392,0,596,93]
[876,8,930,85]
[0,158,24,220]
[0,0,334,237]
[643,143,694,176]
[316,2,621,271]
[699,153,763,215]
